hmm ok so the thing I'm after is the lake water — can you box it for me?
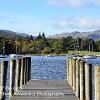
[31,56,67,80]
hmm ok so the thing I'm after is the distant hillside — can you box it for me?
[48,30,100,40]
[0,30,35,39]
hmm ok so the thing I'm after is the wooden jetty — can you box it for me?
[10,80,77,100]
[0,55,100,100]
[67,55,100,100]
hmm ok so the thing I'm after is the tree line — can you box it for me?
[0,33,100,55]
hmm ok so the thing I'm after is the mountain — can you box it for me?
[0,30,34,39]
[48,30,100,40]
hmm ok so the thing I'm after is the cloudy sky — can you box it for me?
[0,0,100,36]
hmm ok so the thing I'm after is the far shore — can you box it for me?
[30,50,100,56]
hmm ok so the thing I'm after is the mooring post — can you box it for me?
[76,59,80,98]
[9,59,16,97]
[27,57,31,81]
[0,61,8,100]
[26,57,29,82]
[68,57,71,84]
[24,57,27,84]
[80,60,85,100]
[72,58,74,87]
[95,66,100,100]
[16,58,21,91]
[67,57,69,82]
[23,57,26,84]
[72,58,76,91]
[85,63,92,100]
[69,58,73,86]
[20,58,25,87]
[25,57,28,83]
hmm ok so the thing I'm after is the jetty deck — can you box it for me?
[10,80,77,100]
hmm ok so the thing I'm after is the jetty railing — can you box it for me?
[0,56,31,100]
[67,55,100,100]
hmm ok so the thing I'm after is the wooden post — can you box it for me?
[20,58,24,87]
[27,57,31,81]
[80,60,85,100]
[26,57,29,82]
[68,58,73,86]
[16,59,21,91]
[70,58,73,86]
[95,66,100,100]
[24,58,27,84]
[85,63,92,100]
[76,59,80,98]
[72,58,76,91]
[71,58,74,88]
[0,61,8,100]
[9,59,16,97]
[25,57,28,83]
[67,57,71,83]
[67,57,69,82]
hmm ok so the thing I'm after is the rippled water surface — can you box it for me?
[31,56,67,80]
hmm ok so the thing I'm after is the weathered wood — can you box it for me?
[20,58,24,87]
[72,58,76,91]
[24,58,27,84]
[68,58,73,86]
[79,60,85,100]
[0,61,8,100]
[85,63,92,100]
[95,66,100,100]
[9,80,78,100]
[76,59,80,98]
[26,57,28,82]
[16,59,21,91]
[9,59,16,97]
[67,57,69,81]
[27,57,31,81]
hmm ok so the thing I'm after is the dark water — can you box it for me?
[31,56,67,80]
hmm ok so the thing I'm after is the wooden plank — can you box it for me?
[9,80,78,100]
